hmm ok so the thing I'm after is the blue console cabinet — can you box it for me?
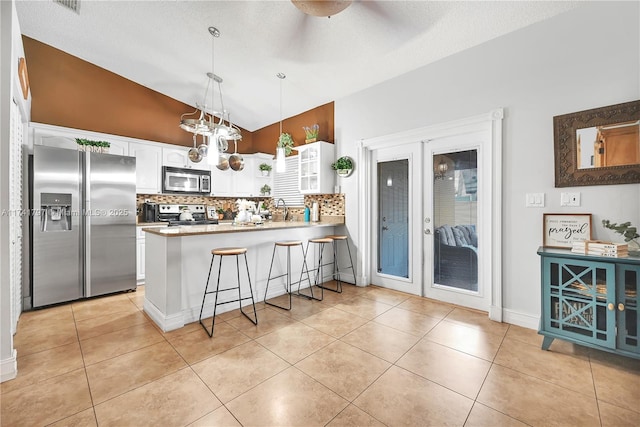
[537,247,639,359]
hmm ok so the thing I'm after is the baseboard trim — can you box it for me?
[502,308,539,330]
[0,349,17,383]
[143,298,184,332]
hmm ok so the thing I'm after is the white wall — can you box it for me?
[1,0,30,382]
[0,0,16,381]
[335,2,640,328]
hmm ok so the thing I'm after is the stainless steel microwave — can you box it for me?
[162,166,211,194]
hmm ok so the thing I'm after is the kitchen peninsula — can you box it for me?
[142,220,342,331]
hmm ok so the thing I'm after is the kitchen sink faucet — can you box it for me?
[275,198,288,221]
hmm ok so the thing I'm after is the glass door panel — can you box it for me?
[377,160,409,278]
[433,149,478,292]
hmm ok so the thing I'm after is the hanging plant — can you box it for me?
[331,156,353,170]
[277,133,294,156]
[331,156,354,177]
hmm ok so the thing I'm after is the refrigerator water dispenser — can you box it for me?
[40,193,72,232]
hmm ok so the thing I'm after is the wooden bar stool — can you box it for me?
[324,234,356,293]
[304,237,336,299]
[199,247,258,337]
[264,240,314,310]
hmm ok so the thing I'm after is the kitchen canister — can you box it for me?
[311,202,319,222]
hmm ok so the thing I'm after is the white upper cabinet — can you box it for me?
[210,159,232,197]
[162,147,210,171]
[129,142,162,194]
[106,139,129,156]
[32,123,129,155]
[296,141,335,194]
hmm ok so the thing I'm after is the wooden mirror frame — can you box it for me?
[553,100,640,187]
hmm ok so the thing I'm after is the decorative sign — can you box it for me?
[543,213,592,248]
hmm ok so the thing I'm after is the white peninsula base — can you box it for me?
[143,222,339,332]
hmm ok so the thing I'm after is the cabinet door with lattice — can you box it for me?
[616,264,640,354]
[542,257,616,349]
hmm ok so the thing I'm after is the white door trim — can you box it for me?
[358,109,503,321]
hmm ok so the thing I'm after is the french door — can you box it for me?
[361,109,502,318]
[423,132,491,312]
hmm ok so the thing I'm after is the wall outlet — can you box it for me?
[560,192,580,207]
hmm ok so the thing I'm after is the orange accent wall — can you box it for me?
[22,36,333,153]
[252,102,334,155]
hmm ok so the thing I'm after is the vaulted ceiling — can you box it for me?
[15,1,579,131]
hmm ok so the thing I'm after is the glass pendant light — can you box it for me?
[276,73,286,173]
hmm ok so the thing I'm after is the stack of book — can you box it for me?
[571,240,628,257]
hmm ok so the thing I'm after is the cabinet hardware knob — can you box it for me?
[618,303,625,312]
[607,303,615,311]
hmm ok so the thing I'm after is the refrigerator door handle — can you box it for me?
[84,152,90,297]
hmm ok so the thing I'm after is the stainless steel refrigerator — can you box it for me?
[31,145,136,307]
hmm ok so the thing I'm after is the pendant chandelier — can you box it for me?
[434,158,449,180]
[179,26,241,163]
[275,72,287,173]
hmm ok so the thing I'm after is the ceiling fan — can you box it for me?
[291,0,353,18]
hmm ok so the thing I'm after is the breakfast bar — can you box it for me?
[142,221,340,331]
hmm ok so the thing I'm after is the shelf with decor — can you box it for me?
[537,247,639,359]
[210,153,273,197]
[296,141,335,194]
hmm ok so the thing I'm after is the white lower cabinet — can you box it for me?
[137,225,166,283]
[136,238,146,283]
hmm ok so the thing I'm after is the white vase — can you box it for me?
[236,210,250,223]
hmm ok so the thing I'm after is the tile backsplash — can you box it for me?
[137,193,345,221]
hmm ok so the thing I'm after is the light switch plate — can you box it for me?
[526,193,545,207]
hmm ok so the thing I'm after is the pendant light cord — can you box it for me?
[277,72,286,135]
[208,26,220,125]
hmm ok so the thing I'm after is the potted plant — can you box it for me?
[303,124,319,144]
[277,133,294,156]
[216,207,225,220]
[260,184,271,196]
[602,219,640,254]
[331,156,354,177]
[259,162,272,176]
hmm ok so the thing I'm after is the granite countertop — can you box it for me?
[136,221,168,227]
[142,219,343,237]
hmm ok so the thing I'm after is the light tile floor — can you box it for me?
[2,283,639,426]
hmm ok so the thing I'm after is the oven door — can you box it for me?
[163,168,200,193]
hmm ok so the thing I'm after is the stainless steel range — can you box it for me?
[157,204,219,226]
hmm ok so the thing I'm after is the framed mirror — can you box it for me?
[553,100,640,187]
